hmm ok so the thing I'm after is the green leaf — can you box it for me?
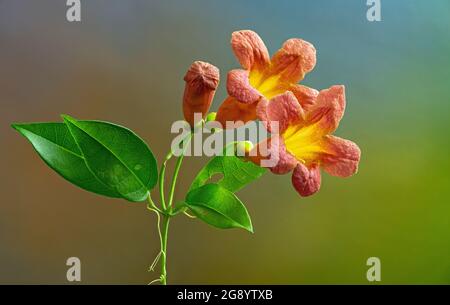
[62,115,158,202]
[12,122,121,198]
[189,147,266,193]
[185,184,253,232]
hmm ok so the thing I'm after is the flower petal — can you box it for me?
[216,96,257,128]
[231,30,270,71]
[291,163,321,197]
[289,84,319,111]
[270,38,316,83]
[256,91,304,134]
[183,61,220,127]
[305,85,346,134]
[227,69,262,104]
[321,135,361,177]
[248,135,297,174]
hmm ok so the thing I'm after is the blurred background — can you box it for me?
[1,0,449,284]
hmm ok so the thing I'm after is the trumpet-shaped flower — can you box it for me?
[183,61,220,127]
[216,30,318,127]
[249,86,361,197]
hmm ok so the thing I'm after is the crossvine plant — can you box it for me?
[12,114,265,284]
[12,30,361,284]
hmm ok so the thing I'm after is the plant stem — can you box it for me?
[160,215,170,285]
[168,134,192,207]
[152,130,193,285]
[159,151,173,210]
[168,155,184,207]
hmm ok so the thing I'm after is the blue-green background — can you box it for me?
[1,0,449,284]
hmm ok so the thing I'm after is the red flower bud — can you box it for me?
[183,61,220,127]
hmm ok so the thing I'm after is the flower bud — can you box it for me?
[183,61,220,127]
[236,141,254,157]
[205,112,217,122]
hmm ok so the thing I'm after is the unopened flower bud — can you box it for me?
[236,141,254,157]
[183,61,220,127]
[205,112,217,122]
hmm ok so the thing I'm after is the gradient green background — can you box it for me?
[1,0,449,284]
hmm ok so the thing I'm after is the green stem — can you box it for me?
[151,129,194,285]
[168,156,183,208]
[168,133,192,208]
[160,215,170,285]
[158,151,173,210]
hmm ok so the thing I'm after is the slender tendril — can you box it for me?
[147,193,163,214]
[149,251,162,272]
[147,197,163,254]
[148,278,161,285]
[183,210,197,219]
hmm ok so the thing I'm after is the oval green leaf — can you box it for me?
[62,115,158,202]
[12,122,121,198]
[185,184,253,232]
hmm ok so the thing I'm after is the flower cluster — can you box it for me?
[182,30,361,197]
